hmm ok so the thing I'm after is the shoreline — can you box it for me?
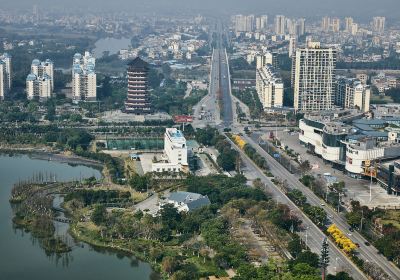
[0,147,104,169]
[69,224,164,279]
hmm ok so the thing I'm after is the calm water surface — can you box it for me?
[0,154,155,280]
[93,37,131,58]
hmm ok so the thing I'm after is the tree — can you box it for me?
[320,238,330,280]
[300,160,312,175]
[161,256,179,276]
[91,205,107,225]
[327,271,353,280]
[288,235,303,258]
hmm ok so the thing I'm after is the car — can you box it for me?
[355,243,360,248]
[348,233,352,236]
[349,227,354,232]
[320,203,325,206]
[364,241,370,246]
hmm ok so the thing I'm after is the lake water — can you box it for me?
[0,154,156,280]
[93,37,131,58]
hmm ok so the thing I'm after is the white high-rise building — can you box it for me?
[256,52,278,70]
[331,18,341,33]
[345,17,354,33]
[321,16,331,32]
[233,15,255,33]
[72,52,97,102]
[26,74,52,101]
[275,15,286,35]
[336,78,371,113]
[152,128,189,173]
[0,53,12,100]
[257,15,268,30]
[256,63,284,109]
[373,17,386,33]
[289,36,297,58]
[292,42,337,112]
[0,62,6,100]
[31,59,54,91]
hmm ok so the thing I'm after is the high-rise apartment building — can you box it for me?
[336,78,371,113]
[292,42,337,112]
[331,18,341,33]
[286,18,306,37]
[297,18,306,36]
[373,17,386,33]
[125,57,152,114]
[255,15,268,30]
[31,59,54,90]
[345,17,354,32]
[321,16,331,32]
[256,52,278,70]
[289,36,297,58]
[72,52,97,102]
[26,74,52,101]
[234,15,255,33]
[275,15,286,35]
[0,53,12,100]
[256,63,284,109]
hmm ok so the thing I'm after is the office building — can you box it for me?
[152,128,189,173]
[336,78,371,113]
[125,57,152,114]
[72,52,97,102]
[31,59,54,91]
[256,63,284,109]
[275,15,286,35]
[0,53,12,100]
[373,17,386,33]
[26,74,52,101]
[292,41,337,112]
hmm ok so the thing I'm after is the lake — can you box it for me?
[0,153,156,280]
[93,37,131,58]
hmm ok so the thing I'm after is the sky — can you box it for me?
[3,0,399,19]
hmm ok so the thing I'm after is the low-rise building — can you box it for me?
[161,191,211,212]
[299,111,400,190]
[152,128,189,173]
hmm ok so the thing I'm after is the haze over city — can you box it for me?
[2,1,400,280]
[2,0,399,18]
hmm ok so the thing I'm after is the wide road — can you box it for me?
[192,23,374,280]
[192,49,221,128]
[224,134,367,279]
[244,132,400,280]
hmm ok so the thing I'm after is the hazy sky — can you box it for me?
[3,0,399,19]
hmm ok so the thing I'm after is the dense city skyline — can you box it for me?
[2,0,399,19]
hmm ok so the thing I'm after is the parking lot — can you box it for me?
[260,129,400,208]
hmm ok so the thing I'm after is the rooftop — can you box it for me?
[128,57,149,69]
